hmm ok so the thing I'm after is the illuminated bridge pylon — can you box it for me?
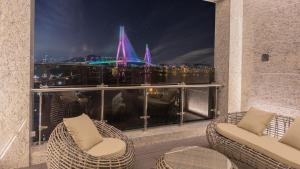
[116,26,141,67]
[144,44,151,67]
[116,26,127,67]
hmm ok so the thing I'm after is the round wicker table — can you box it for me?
[156,146,238,169]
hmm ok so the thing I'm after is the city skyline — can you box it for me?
[35,0,215,65]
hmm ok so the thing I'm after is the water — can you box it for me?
[34,63,214,87]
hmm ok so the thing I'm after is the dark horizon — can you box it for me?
[35,0,215,65]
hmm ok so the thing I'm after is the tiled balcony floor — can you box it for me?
[23,136,253,169]
[25,136,205,169]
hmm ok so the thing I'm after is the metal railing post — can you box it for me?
[100,84,105,122]
[177,82,185,125]
[144,89,148,130]
[140,86,150,131]
[215,86,219,118]
[179,82,185,125]
[38,92,42,145]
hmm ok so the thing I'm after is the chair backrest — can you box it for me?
[226,112,295,139]
[226,111,247,125]
[266,115,294,139]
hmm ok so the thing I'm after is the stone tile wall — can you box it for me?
[215,0,300,116]
[242,0,300,116]
[0,0,32,168]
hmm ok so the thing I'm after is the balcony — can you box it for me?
[1,0,300,169]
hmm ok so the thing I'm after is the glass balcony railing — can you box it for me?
[31,83,221,145]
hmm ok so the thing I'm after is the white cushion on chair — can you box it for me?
[87,138,126,158]
[63,114,103,151]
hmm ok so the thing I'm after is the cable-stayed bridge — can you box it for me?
[89,26,152,67]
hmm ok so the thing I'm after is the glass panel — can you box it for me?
[148,88,180,127]
[183,88,214,122]
[105,89,144,130]
[31,86,216,145]
[32,93,40,144]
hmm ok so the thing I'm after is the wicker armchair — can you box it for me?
[206,112,295,169]
[47,121,135,169]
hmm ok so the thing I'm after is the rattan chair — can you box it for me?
[47,121,135,169]
[206,111,295,169]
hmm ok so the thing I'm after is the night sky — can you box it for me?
[35,0,215,65]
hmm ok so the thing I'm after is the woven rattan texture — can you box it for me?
[47,121,135,169]
[206,112,295,169]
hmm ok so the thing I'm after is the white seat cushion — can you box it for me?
[86,138,126,158]
[63,114,103,151]
[217,123,300,168]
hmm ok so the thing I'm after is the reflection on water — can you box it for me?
[34,64,214,87]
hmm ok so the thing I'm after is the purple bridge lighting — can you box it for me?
[90,26,151,67]
[116,26,143,67]
[144,44,151,66]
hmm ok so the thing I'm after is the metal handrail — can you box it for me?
[31,83,222,144]
[31,83,222,93]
